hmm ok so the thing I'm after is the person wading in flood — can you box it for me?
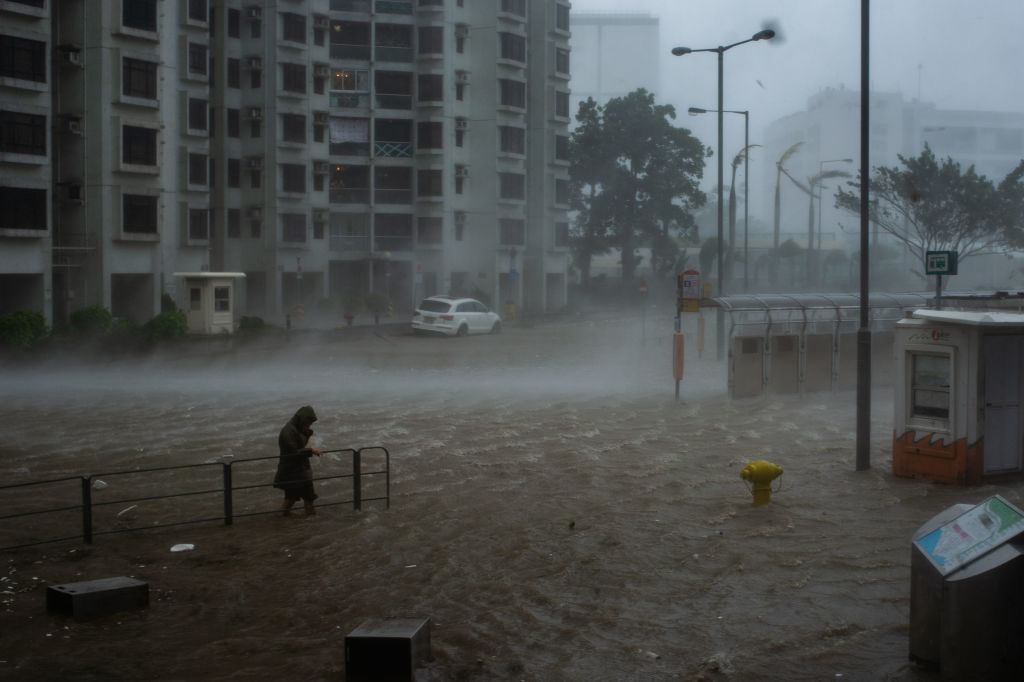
[274,405,324,516]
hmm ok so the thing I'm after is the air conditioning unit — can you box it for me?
[455,24,469,38]
[455,118,468,130]
[313,111,328,125]
[454,211,466,225]
[249,107,263,121]
[65,117,83,135]
[313,209,329,222]
[313,15,329,30]
[64,183,84,203]
[455,70,470,84]
[246,157,264,170]
[247,206,263,219]
[62,49,82,67]
[455,166,469,178]
[313,161,329,174]
[248,56,263,71]
[247,6,262,20]
[313,63,330,78]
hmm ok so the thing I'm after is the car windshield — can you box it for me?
[418,299,451,313]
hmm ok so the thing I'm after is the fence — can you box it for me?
[0,448,389,552]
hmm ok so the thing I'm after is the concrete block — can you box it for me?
[46,576,149,621]
[345,617,431,682]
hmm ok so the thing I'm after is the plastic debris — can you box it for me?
[116,505,137,517]
[91,480,108,491]
[169,543,195,553]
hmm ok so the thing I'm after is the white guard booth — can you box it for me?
[173,272,246,335]
[893,310,1024,484]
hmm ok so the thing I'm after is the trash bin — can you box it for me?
[910,496,1024,680]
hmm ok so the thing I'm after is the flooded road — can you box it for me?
[1,315,1020,681]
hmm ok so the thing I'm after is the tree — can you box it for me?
[805,169,851,286]
[569,90,707,287]
[836,146,1024,283]
[727,145,759,284]
[772,142,803,284]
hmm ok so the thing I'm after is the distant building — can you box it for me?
[569,12,659,120]
[0,0,572,325]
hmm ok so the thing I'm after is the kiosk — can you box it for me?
[893,310,1024,484]
[173,272,246,335]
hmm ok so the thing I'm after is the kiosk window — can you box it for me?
[910,352,951,424]
[214,287,230,312]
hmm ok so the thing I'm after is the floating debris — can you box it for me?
[91,480,108,491]
[169,544,195,553]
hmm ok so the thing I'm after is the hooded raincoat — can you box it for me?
[273,405,319,501]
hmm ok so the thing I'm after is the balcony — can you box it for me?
[375,0,412,13]
[374,235,413,251]
[374,141,412,158]
[374,188,413,204]
[331,43,371,60]
[375,45,413,62]
[329,188,371,204]
[330,92,369,108]
[375,93,412,110]
[330,234,371,252]
[331,0,371,12]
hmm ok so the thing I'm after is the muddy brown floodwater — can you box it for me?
[1,315,1022,681]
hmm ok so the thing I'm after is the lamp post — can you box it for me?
[816,158,853,251]
[689,107,750,292]
[672,29,774,359]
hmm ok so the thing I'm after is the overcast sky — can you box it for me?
[570,0,1024,170]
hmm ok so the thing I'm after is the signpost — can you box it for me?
[925,250,958,310]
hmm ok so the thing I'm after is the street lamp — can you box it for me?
[672,29,774,359]
[816,157,853,261]
[689,107,750,292]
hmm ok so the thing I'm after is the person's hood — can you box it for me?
[291,405,318,430]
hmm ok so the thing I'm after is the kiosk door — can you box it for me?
[983,335,1024,474]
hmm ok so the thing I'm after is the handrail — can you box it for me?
[0,447,390,552]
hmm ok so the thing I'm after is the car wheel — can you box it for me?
[456,324,468,337]
[490,321,502,334]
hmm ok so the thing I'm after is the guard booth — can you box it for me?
[893,310,1024,484]
[173,272,246,335]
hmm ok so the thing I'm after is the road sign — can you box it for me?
[925,250,958,275]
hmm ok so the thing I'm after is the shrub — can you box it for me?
[141,310,187,342]
[340,292,366,317]
[239,316,266,331]
[470,287,492,308]
[69,305,113,335]
[364,292,392,315]
[0,310,48,349]
[161,293,179,313]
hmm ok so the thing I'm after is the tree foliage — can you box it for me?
[836,146,1024,280]
[569,90,707,285]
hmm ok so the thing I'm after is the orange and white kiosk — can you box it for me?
[893,310,1024,484]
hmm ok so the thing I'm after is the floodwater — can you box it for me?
[1,315,1021,681]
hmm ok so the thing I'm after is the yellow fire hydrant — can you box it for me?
[740,460,784,506]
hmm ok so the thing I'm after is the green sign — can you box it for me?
[925,250,958,275]
[914,495,1024,576]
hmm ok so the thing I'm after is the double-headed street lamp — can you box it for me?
[689,107,750,292]
[672,29,774,359]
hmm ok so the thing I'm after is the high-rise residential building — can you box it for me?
[0,0,571,326]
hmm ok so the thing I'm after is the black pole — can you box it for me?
[716,47,725,360]
[352,449,362,511]
[81,476,93,545]
[856,0,872,471]
[223,463,234,526]
[743,111,750,293]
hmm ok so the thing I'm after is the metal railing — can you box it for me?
[0,448,389,552]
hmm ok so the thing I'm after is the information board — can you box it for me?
[914,495,1024,576]
[925,250,958,275]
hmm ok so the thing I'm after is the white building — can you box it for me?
[0,0,571,325]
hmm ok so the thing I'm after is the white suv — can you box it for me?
[412,296,502,336]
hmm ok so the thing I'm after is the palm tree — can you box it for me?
[773,142,803,285]
[727,144,760,286]
[806,169,851,287]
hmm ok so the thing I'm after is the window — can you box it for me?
[190,288,201,311]
[188,98,208,132]
[189,152,208,185]
[282,63,306,93]
[555,134,569,161]
[499,126,525,154]
[281,113,307,143]
[556,3,570,31]
[418,74,443,103]
[556,90,569,118]
[188,0,207,22]
[209,157,216,187]
[455,24,466,54]
[501,0,526,17]
[122,58,157,99]
[189,208,209,240]
[228,158,240,188]
[499,79,526,108]
[454,166,466,194]
[122,194,157,234]
[418,26,443,54]
[0,111,46,155]
[417,169,442,197]
[282,213,306,242]
[227,108,240,138]
[227,208,241,237]
[188,43,208,76]
[251,66,262,89]
[417,121,443,150]
[555,48,570,74]
[418,216,442,244]
[251,17,262,39]
[499,172,525,200]
[122,0,157,32]
[500,218,525,245]
[499,33,526,62]
[555,178,569,205]
[227,58,240,88]
[282,13,306,44]
[281,163,306,193]
[454,212,465,241]
[0,187,46,230]
[0,35,46,83]
[555,221,569,247]
[333,68,369,92]
[122,125,157,165]
[214,286,230,312]
[910,352,952,427]
[228,8,241,38]
[455,122,465,147]
[250,218,261,237]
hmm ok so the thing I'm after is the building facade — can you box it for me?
[0,0,571,326]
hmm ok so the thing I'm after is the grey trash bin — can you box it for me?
[910,498,1024,681]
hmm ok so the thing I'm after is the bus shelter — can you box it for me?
[715,293,931,399]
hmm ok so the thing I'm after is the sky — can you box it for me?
[570,0,1024,197]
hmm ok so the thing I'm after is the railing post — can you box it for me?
[352,449,362,511]
[223,463,234,526]
[81,476,93,544]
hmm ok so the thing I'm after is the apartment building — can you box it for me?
[0,0,571,326]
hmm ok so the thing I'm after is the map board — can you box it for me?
[914,495,1024,576]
